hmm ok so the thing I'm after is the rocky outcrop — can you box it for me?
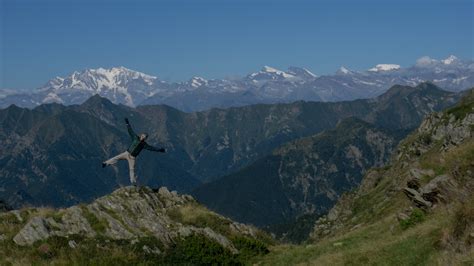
[9,186,258,253]
[403,187,432,210]
[398,108,473,161]
[401,172,463,211]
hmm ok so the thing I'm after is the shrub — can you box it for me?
[167,204,231,236]
[163,234,240,265]
[419,133,432,145]
[399,209,426,230]
[232,236,269,261]
[452,202,474,239]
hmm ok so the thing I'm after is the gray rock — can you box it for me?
[13,217,51,246]
[397,212,410,222]
[229,222,257,237]
[11,210,23,223]
[61,206,96,238]
[403,187,432,210]
[420,174,459,203]
[142,245,161,255]
[11,186,258,254]
[178,226,193,237]
[68,240,77,249]
[327,208,339,221]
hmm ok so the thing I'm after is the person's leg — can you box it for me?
[103,151,128,166]
[127,153,137,186]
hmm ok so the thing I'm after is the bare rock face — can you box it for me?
[401,172,463,213]
[403,187,433,210]
[420,174,459,203]
[418,112,473,149]
[10,186,258,253]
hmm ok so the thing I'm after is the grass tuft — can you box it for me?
[399,208,426,230]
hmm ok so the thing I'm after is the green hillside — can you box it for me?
[255,89,474,265]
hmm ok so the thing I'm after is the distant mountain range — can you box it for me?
[0,83,460,214]
[1,55,473,111]
[193,118,398,228]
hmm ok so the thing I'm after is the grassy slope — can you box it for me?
[0,199,272,265]
[254,92,474,265]
[255,141,473,266]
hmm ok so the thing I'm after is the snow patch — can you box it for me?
[301,68,317,78]
[190,77,208,88]
[42,92,64,104]
[368,64,401,72]
[339,66,351,74]
[441,55,458,65]
[250,66,295,79]
[453,76,469,84]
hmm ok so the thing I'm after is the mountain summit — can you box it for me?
[1,56,473,111]
[39,66,160,106]
[0,186,270,264]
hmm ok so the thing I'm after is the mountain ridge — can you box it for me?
[192,117,398,229]
[0,186,271,264]
[1,56,473,111]
[0,83,461,210]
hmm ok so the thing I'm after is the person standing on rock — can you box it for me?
[102,118,166,186]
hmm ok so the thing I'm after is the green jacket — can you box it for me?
[126,123,164,157]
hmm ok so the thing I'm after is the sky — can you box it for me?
[0,0,473,90]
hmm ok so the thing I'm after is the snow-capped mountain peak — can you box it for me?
[189,76,208,88]
[34,67,161,107]
[90,66,156,85]
[441,55,458,65]
[261,66,294,78]
[248,66,295,80]
[415,55,465,69]
[287,66,317,79]
[338,66,352,74]
[2,55,473,111]
[368,64,401,72]
[261,65,281,73]
[51,66,158,92]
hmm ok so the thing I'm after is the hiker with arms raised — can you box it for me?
[103,118,166,186]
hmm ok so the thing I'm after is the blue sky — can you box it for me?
[1,0,473,89]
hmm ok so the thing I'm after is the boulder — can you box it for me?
[420,175,458,204]
[403,187,432,210]
[13,217,51,246]
[396,212,410,222]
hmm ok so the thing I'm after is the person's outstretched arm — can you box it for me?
[144,143,166,153]
[125,118,138,139]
